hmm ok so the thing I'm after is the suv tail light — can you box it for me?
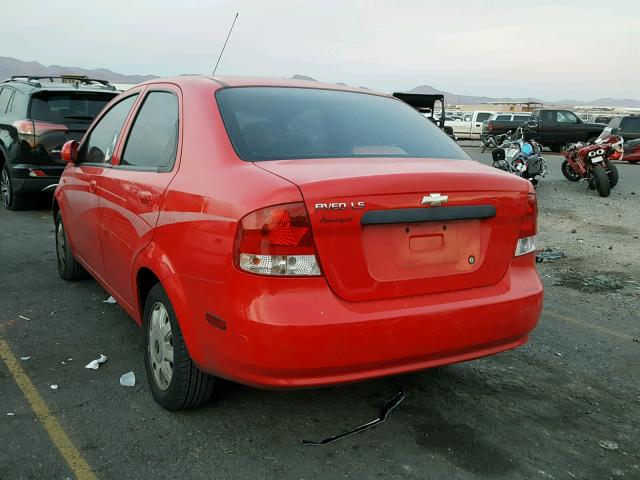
[515,193,537,256]
[487,121,494,132]
[12,120,68,148]
[235,203,322,276]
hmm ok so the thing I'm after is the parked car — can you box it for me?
[0,75,119,210]
[483,112,533,137]
[530,109,607,152]
[445,111,494,139]
[602,115,640,142]
[54,76,543,410]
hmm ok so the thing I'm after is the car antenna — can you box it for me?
[212,12,239,77]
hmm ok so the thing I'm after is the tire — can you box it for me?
[144,283,215,410]
[592,165,610,197]
[606,161,619,188]
[55,211,88,280]
[1,162,28,211]
[561,160,581,182]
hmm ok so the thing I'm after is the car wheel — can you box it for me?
[144,283,215,410]
[55,211,88,280]
[592,165,610,197]
[561,160,581,182]
[1,163,28,211]
[606,161,619,188]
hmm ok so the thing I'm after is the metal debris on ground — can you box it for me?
[536,249,566,263]
[20,356,31,361]
[302,385,406,446]
[84,354,108,370]
[18,315,30,321]
[120,371,136,387]
[103,296,117,304]
[598,440,619,451]
[6,412,15,416]
[50,308,69,316]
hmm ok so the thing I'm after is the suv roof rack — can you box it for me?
[4,75,116,90]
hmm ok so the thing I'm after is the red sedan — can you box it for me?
[54,76,543,410]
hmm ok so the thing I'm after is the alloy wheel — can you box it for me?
[0,168,10,208]
[148,302,174,391]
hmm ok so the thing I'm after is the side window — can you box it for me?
[7,90,24,114]
[513,115,531,122]
[80,94,138,165]
[0,88,13,114]
[476,112,491,123]
[120,91,179,170]
[495,114,511,121]
[557,111,579,123]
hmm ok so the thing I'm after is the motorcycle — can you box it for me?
[491,121,548,186]
[560,130,622,197]
[480,132,511,153]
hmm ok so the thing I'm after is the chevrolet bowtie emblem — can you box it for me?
[421,193,448,206]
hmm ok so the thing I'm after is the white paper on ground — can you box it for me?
[20,356,31,361]
[120,371,135,387]
[84,354,108,370]
[50,384,58,390]
[103,296,117,304]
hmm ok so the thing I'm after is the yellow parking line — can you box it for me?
[0,338,97,480]
[544,310,636,342]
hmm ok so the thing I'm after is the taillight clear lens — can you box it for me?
[235,203,321,276]
[515,193,537,257]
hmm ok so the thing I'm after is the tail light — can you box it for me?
[487,122,494,132]
[515,193,537,256]
[235,202,321,276]
[12,120,68,148]
[12,120,36,147]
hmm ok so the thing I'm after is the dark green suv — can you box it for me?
[0,75,119,210]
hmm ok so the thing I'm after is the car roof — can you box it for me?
[137,75,388,97]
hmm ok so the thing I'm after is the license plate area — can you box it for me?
[591,155,604,163]
[362,220,482,281]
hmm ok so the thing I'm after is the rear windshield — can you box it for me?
[30,91,117,124]
[216,87,468,161]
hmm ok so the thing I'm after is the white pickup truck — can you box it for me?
[445,111,494,140]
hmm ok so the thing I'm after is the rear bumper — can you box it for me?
[9,164,64,194]
[176,254,543,389]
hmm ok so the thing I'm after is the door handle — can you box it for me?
[89,180,97,193]
[137,190,153,205]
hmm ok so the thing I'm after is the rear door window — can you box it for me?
[120,91,179,170]
[30,91,116,125]
[216,87,467,161]
[513,115,531,122]
[80,94,138,165]
[495,114,512,121]
[0,88,13,114]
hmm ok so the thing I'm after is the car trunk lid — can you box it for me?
[256,157,530,302]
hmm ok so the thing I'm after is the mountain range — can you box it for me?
[1,57,637,108]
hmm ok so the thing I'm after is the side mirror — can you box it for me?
[61,140,79,164]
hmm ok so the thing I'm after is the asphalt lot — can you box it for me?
[1,147,639,480]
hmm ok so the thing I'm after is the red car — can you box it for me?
[54,76,543,410]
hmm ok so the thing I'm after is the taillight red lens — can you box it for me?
[519,193,537,238]
[235,203,321,276]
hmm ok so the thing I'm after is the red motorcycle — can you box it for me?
[561,131,622,197]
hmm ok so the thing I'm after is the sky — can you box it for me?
[3,0,639,100]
